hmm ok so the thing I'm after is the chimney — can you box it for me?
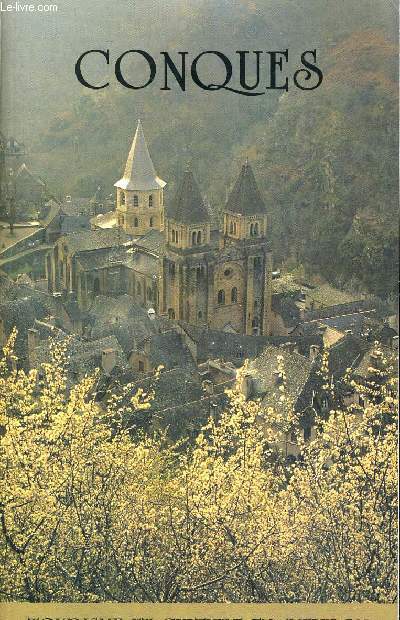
[101,348,117,375]
[309,344,320,361]
[273,370,283,386]
[239,373,253,400]
[28,328,40,368]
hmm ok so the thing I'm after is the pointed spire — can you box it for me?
[114,120,166,191]
[167,168,209,224]
[225,161,265,215]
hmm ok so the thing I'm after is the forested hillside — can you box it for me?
[10,0,397,298]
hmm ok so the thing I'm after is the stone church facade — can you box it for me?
[46,120,273,336]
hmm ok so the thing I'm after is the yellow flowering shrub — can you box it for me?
[0,335,397,602]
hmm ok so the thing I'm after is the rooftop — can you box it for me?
[114,120,166,192]
[167,168,210,224]
[225,161,266,216]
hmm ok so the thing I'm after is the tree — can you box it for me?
[0,334,397,602]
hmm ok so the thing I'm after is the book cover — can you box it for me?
[0,1,398,619]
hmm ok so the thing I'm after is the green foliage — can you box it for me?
[22,1,398,299]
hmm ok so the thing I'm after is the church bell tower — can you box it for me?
[114,120,166,236]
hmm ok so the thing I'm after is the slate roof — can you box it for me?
[0,290,64,368]
[327,334,371,381]
[135,332,196,371]
[133,229,166,257]
[76,245,132,271]
[303,300,376,322]
[167,169,210,224]
[34,334,126,377]
[61,198,93,217]
[60,214,91,235]
[114,120,166,191]
[246,346,315,415]
[177,321,323,363]
[272,293,302,328]
[64,229,130,254]
[225,162,266,216]
[353,345,396,381]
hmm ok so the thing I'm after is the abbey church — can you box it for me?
[46,121,273,336]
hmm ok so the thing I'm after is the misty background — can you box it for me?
[0,0,398,297]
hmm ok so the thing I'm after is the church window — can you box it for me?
[138,360,145,372]
[254,222,259,236]
[169,262,176,277]
[149,194,153,207]
[149,217,154,227]
[168,308,175,319]
[197,230,202,245]
[171,230,175,242]
[304,425,312,442]
[217,289,225,305]
[147,287,153,300]
[250,223,254,236]
[120,192,125,205]
[233,222,237,234]
[192,231,197,245]
[134,217,139,228]
[196,266,203,281]
[137,282,141,296]
[229,221,234,234]
[231,287,238,303]
[254,256,262,270]
[198,311,203,319]
[224,268,233,278]
[133,195,139,207]
[252,317,259,327]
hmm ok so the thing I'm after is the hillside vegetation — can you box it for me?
[20,0,398,298]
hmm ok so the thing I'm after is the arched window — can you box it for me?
[93,277,100,295]
[217,289,225,305]
[147,287,153,300]
[171,230,175,242]
[233,222,237,234]
[149,217,154,227]
[250,223,254,236]
[168,308,175,320]
[229,221,234,234]
[133,195,139,207]
[134,217,139,228]
[137,282,141,296]
[254,222,259,236]
[120,192,125,205]
[231,287,238,303]
[198,311,203,319]
[197,230,202,245]
[149,194,153,207]
[192,231,197,245]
